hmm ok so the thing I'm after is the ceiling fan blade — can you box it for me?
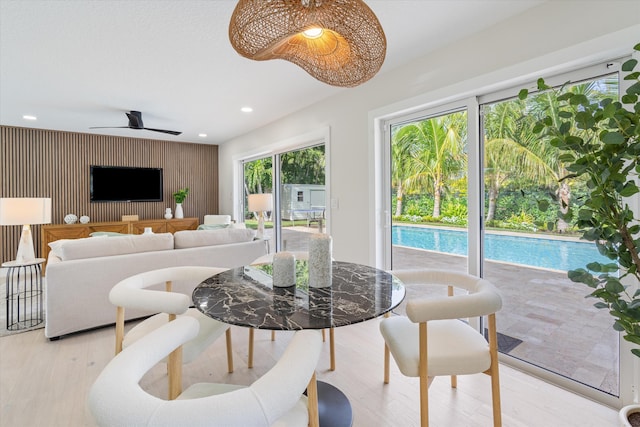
[143,127,182,136]
[90,111,180,135]
[89,126,130,129]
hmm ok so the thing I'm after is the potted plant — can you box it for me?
[520,42,640,425]
[172,187,189,219]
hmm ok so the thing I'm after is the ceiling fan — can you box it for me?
[90,111,182,136]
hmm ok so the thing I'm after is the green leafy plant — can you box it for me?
[172,187,189,204]
[519,43,640,357]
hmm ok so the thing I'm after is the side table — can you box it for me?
[2,258,45,330]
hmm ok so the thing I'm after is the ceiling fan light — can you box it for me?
[228,0,386,88]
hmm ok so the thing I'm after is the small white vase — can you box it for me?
[164,207,173,220]
[175,203,184,219]
[273,252,296,287]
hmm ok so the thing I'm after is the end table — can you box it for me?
[2,258,45,331]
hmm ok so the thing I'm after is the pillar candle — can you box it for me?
[309,234,332,288]
[273,251,296,287]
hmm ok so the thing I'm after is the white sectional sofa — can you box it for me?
[44,228,267,339]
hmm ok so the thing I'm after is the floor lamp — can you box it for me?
[0,198,52,263]
[248,193,273,240]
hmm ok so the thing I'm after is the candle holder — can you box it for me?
[273,251,296,287]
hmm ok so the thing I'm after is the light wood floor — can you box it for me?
[0,317,618,427]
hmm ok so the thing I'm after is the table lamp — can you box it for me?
[247,193,272,240]
[0,198,52,263]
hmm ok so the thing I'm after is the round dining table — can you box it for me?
[193,259,406,427]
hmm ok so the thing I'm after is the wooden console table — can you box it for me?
[41,218,199,271]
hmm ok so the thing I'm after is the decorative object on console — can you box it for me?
[173,188,189,219]
[143,227,153,235]
[247,193,272,240]
[164,208,173,220]
[121,214,139,222]
[273,251,296,288]
[64,214,78,224]
[228,0,386,88]
[308,233,332,288]
[80,215,90,224]
[0,198,52,263]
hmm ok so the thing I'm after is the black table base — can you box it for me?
[313,381,353,427]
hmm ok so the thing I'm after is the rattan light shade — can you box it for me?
[229,0,386,87]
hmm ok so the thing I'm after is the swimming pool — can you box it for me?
[392,225,612,271]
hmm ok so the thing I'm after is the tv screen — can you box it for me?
[90,166,163,202]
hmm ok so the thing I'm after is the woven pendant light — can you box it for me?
[229,0,386,88]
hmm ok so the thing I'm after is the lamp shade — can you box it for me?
[0,198,52,225]
[248,194,273,212]
[229,0,386,87]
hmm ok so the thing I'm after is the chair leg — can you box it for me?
[307,372,320,427]
[329,328,335,371]
[322,329,326,342]
[383,343,390,384]
[446,285,457,390]
[248,328,254,368]
[271,330,276,341]
[419,322,429,427]
[115,306,125,355]
[383,312,391,384]
[225,328,234,373]
[487,314,502,427]
[167,345,183,400]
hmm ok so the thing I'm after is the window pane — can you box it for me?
[481,74,619,396]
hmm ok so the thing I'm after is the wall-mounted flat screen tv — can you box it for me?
[90,165,163,202]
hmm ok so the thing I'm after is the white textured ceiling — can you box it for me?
[0,0,543,144]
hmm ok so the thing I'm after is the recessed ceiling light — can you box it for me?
[241,107,253,113]
[198,133,207,138]
[23,115,37,120]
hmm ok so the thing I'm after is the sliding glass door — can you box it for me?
[243,143,327,253]
[390,109,469,278]
[480,73,620,396]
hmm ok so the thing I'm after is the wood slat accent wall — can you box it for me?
[1,126,219,264]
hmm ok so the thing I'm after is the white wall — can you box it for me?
[219,0,640,265]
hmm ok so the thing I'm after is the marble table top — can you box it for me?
[192,260,406,330]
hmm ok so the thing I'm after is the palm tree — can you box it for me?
[243,157,272,197]
[396,112,466,218]
[390,125,415,216]
[483,100,558,222]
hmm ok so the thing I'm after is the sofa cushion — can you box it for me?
[48,239,72,258]
[174,228,255,249]
[50,233,174,261]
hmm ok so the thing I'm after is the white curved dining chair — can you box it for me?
[250,251,336,371]
[88,316,323,427]
[109,266,232,399]
[380,269,503,427]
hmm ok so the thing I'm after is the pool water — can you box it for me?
[392,225,612,272]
